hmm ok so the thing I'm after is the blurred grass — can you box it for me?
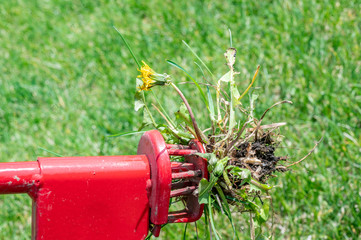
[0,0,360,239]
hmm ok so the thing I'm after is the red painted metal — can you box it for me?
[137,130,207,236]
[0,156,150,240]
[166,148,198,156]
[170,186,197,198]
[171,170,202,179]
[0,161,40,194]
[0,130,208,239]
[170,162,195,172]
[167,139,208,224]
[137,130,172,231]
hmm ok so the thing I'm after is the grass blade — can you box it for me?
[182,40,215,78]
[113,26,141,68]
[207,86,215,121]
[107,130,146,138]
[37,147,63,157]
[228,28,233,48]
[167,60,209,109]
[182,223,188,240]
[208,196,221,240]
[215,185,239,240]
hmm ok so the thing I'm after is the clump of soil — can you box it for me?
[231,136,285,182]
[207,130,289,206]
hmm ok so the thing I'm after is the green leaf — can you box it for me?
[175,103,193,127]
[259,201,270,222]
[228,166,251,183]
[194,153,217,166]
[255,233,270,240]
[215,185,239,240]
[198,176,218,202]
[225,48,236,68]
[250,179,273,192]
[138,108,154,130]
[249,183,263,193]
[213,157,228,177]
[198,178,210,204]
[207,86,215,122]
[134,90,145,112]
[231,86,241,107]
[249,93,259,121]
[219,71,232,82]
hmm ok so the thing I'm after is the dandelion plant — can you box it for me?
[114,27,322,240]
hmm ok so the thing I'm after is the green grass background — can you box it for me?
[0,0,360,239]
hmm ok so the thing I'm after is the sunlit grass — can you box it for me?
[0,0,360,239]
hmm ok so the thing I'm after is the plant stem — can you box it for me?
[142,92,157,127]
[151,90,176,127]
[170,82,207,143]
[250,212,255,240]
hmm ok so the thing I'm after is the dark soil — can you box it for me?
[230,133,287,181]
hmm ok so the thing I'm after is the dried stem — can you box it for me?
[226,117,251,154]
[286,137,323,167]
[151,103,182,140]
[250,212,255,240]
[255,100,293,141]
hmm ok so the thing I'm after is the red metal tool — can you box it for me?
[0,130,207,239]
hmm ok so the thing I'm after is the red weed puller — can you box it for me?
[0,130,207,239]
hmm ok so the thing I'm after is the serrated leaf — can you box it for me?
[225,48,236,67]
[229,166,251,183]
[198,178,210,204]
[213,157,228,177]
[259,201,270,222]
[138,108,154,130]
[134,90,145,112]
[219,71,232,82]
[199,176,218,202]
[249,183,263,193]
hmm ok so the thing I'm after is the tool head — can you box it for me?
[137,130,208,237]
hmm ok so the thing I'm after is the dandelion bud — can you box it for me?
[137,61,170,91]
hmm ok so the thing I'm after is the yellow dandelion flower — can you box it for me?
[137,61,170,91]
